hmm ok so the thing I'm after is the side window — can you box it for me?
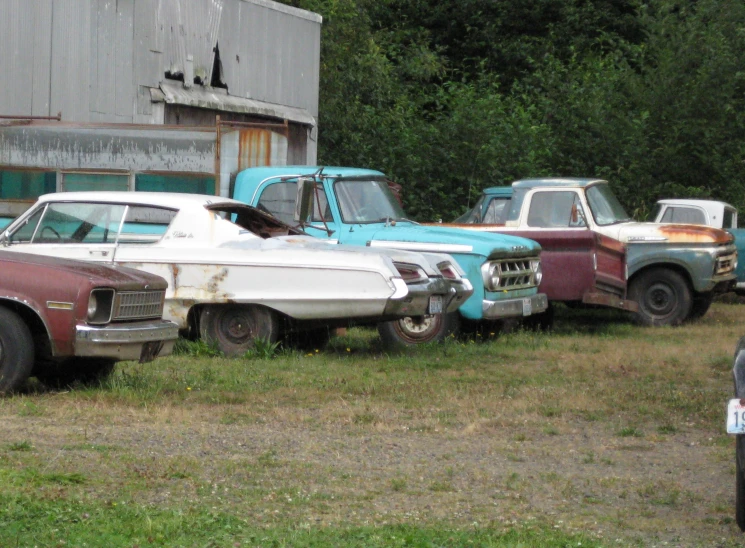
[62,173,128,192]
[482,198,509,224]
[22,203,126,243]
[9,208,45,243]
[527,191,586,228]
[662,207,706,225]
[119,206,177,243]
[724,208,737,229]
[310,184,332,223]
[257,182,297,225]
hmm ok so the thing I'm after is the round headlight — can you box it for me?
[87,293,98,320]
[533,261,543,285]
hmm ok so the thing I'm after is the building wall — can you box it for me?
[0,0,321,126]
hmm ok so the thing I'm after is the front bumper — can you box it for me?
[383,277,474,318]
[482,293,549,319]
[75,320,179,362]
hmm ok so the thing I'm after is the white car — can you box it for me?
[0,192,472,354]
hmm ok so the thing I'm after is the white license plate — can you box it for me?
[428,295,443,314]
[727,398,745,434]
[522,298,532,316]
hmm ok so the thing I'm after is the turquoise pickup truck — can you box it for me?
[232,166,549,347]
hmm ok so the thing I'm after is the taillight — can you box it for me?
[437,261,461,280]
[394,262,429,284]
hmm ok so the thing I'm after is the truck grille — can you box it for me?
[113,290,165,320]
[716,252,737,275]
[494,259,538,290]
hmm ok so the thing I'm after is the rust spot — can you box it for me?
[657,224,734,244]
[170,264,181,288]
[206,267,229,294]
[238,129,273,169]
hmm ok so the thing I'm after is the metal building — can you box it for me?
[0,0,321,221]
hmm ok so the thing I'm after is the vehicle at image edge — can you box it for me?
[727,338,745,530]
[652,199,745,296]
[443,185,637,325]
[0,192,473,355]
[232,166,549,343]
[453,179,737,326]
[0,250,178,393]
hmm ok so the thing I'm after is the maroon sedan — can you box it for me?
[0,251,178,392]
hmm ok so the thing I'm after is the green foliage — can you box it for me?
[283,0,745,220]
[246,336,282,360]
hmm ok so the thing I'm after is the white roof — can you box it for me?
[38,191,241,209]
[657,198,736,210]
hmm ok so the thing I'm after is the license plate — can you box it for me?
[522,297,532,316]
[428,295,443,314]
[727,398,745,434]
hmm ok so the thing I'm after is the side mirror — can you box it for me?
[294,178,315,223]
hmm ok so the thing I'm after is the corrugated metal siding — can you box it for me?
[31,1,54,116]
[0,0,34,116]
[50,0,91,121]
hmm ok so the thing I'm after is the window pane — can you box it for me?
[119,206,176,243]
[32,203,126,243]
[0,170,56,199]
[135,174,215,194]
[527,191,584,228]
[63,173,128,192]
[257,182,298,225]
[667,207,706,225]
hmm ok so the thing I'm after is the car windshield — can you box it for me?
[334,179,408,223]
[585,183,632,226]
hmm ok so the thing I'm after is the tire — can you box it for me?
[377,312,460,350]
[199,304,280,357]
[34,358,116,389]
[628,268,692,326]
[737,435,745,531]
[0,307,35,394]
[688,293,714,320]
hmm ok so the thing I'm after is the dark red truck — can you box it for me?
[434,184,637,324]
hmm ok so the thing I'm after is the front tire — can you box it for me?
[0,307,34,394]
[200,304,279,357]
[737,435,745,531]
[629,268,692,326]
[377,312,460,350]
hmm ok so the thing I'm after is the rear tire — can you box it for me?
[377,312,460,350]
[0,307,34,394]
[34,358,116,389]
[629,268,692,326]
[199,304,280,357]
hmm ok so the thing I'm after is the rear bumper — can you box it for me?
[75,320,179,362]
[383,277,474,318]
[582,291,638,312]
[482,293,549,319]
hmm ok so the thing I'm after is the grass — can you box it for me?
[0,302,743,546]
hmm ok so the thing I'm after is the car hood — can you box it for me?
[365,223,542,259]
[597,222,734,245]
[0,250,168,290]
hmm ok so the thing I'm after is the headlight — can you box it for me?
[532,260,543,286]
[87,293,98,320]
[87,288,115,324]
[481,262,501,291]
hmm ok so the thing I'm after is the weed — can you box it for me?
[7,441,33,452]
[246,336,282,359]
[617,427,644,438]
[390,478,407,492]
[174,338,223,357]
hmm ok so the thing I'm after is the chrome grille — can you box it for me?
[716,252,737,275]
[113,290,165,320]
[494,259,537,290]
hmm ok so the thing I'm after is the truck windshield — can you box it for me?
[334,179,408,223]
[454,195,485,223]
[586,184,632,226]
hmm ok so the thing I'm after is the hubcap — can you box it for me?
[220,312,255,344]
[645,282,676,315]
[394,314,443,343]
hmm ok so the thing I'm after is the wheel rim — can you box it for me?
[217,308,258,346]
[643,282,677,317]
[392,314,443,344]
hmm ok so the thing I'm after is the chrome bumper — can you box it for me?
[75,320,179,362]
[383,277,474,318]
[482,293,549,319]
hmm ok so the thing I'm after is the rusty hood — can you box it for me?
[601,222,734,245]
